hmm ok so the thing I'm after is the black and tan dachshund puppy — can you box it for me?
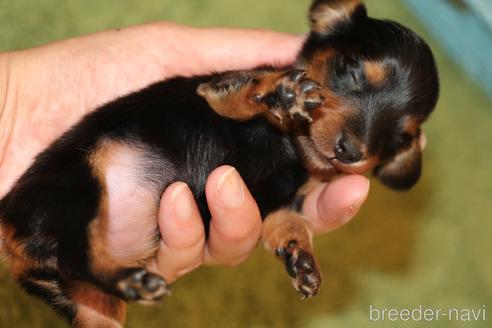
[0,0,439,326]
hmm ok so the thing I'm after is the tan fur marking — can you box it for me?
[403,117,420,135]
[0,224,67,313]
[0,223,56,278]
[381,139,421,175]
[365,61,387,86]
[74,308,123,328]
[297,104,349,177]
[303,50,334,84]
[87,140,118,276]
[262,209,313,254]
[87,140,159,279]
[3,230,32,278]
[70,281,126,328]
[198,70,295,124]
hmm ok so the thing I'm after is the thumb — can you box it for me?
[302,175,370,234]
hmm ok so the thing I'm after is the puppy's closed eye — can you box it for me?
[331,56,365,92]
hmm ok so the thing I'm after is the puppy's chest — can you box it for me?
[225,123,308,216]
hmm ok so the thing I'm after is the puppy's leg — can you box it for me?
[0,138,172,327]
[262,178,324,298]
[66,214,168,328]
[1,189,129,327]
[0,224,77,322]
[84,139,172,306]
[1,217,147,328]
[262,209,321,299]
[197,69,326,127]
[85,203,170,307]
[68,282,126,328]
[1,223,127,327]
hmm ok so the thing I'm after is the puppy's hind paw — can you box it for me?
[115,268,170,304]
[276,240,321,299]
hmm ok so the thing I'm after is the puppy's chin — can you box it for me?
[330,157,378,174]
[295,136,337,176]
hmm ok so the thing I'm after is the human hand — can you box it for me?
[0,23,369,283]
[148,166,369,283]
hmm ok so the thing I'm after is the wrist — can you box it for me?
[0,53,12,167]
[0,52,19,198]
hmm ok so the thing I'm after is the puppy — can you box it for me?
[0,0,439,326]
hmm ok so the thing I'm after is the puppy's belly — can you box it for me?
[94,139,176,262]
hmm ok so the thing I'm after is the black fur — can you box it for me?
[1,75,309,280]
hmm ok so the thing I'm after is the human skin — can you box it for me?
[0,23,370,283]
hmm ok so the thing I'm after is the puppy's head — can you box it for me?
[298,0,439,190]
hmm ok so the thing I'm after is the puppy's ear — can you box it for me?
[373,140,422,191]
[309,0,366,36]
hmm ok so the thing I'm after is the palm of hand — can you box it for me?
[0,23,301,197]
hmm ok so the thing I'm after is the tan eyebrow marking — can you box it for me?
[364,61,386,86]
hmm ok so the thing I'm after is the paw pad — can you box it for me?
[116,269,170,303]
[276,242,322,299]
[256,70,324,123]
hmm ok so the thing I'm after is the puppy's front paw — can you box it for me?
[254,70,324,123]
[276,240,322,299]
[115,268,171,304]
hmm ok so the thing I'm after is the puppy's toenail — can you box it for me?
[288,70,307,82]
[300,81,320,93]
[287,240,298,249]
[304,98,323,110]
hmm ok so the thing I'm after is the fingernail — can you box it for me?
[171,182,193,219]
[216,167,244,208]
[345,180,370,221]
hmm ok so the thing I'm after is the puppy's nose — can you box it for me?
[335,140,363,164]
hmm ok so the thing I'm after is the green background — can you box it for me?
[1,0,491,327]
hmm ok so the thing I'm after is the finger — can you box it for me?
[302,175,370,234]
[183,27,306,70]
[203,166,262,266]
[419,131,427,150]
[147,182,206,283]
[130,23,305,77]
